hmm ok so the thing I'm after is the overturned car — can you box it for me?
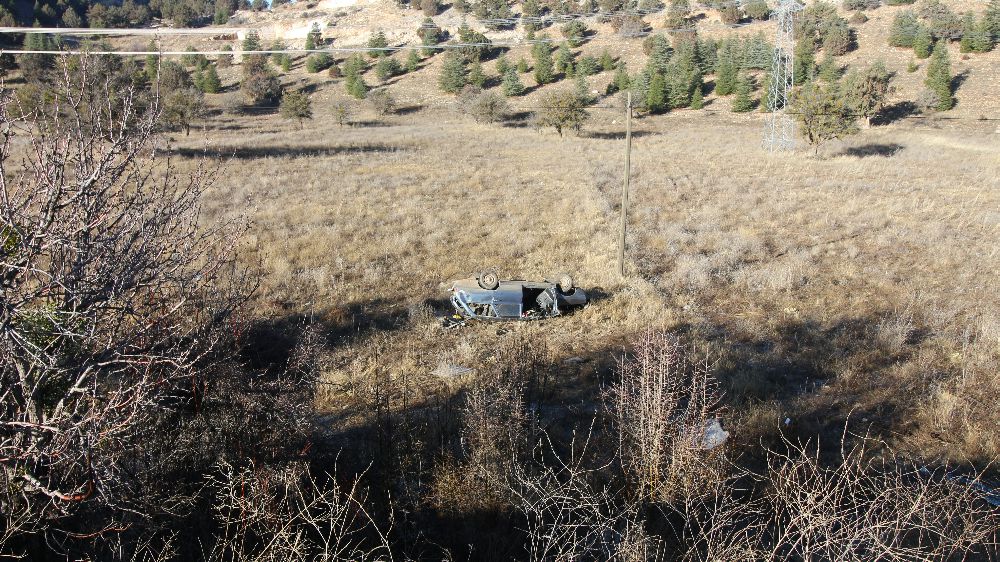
[449,271,588,321]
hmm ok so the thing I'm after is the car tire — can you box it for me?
[478,270,500,290]
[557,273,574,293]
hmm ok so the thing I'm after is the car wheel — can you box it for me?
[557,273,574,293]
[478,269,500,290]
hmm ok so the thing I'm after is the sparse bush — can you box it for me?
[743,0,770,20]
[535,89,589,136]
[368,89,397,116]
[241,66,282,106]
[850,11,869,24]
[162,86,205,135]
[279,90,313,128]
[421,0,439,15]
[458,86,510,123]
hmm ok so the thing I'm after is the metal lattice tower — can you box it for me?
[764,0,803,152]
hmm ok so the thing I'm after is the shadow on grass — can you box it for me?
[173,144,408,160]
[839,143,904,158]
[872,101,918,126]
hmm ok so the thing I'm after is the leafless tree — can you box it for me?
[205,461,392,562]
[0,55,251,555]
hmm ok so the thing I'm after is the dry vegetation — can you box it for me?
[3,0,1000,555]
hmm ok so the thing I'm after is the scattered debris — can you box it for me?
[432,363,473,378]
[447,270,588,321]
[701,418,729,450]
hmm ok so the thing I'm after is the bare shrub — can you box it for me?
[0,56,250,553]
[608,330,723,501]
[687,436,1000,560]
[206,461,392,561]
[874,309,915,352]
[457,87,510,124]
[507,429,663,562]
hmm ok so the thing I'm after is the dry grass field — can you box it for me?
[176,75,999,473]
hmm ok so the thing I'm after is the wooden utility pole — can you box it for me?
[618,91,632,278]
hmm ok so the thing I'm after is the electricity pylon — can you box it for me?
[764,0,803,152]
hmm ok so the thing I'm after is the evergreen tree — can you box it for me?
[607,64,630,94]
[501,67,525,96]
[599,50,615,71]
[818,54,840,82]
[439,51,468,93]
[844,60,892,127]
[496,53,510,76]
[690,84,703,109]
[645,34,672,75]
[959,12,976,53]
[305,23,322,50]
[555,42,574,76]
[144,39,159,82]
[630,70,652,111]
[533,42,555,84]
[405,50,422,72]
[375,57,402,81]
[270,40,291,71]
[368,30,389,58]
[575,74,592,105]
[888,10,920,47]
[731,71,755,112]
[793,79,858,155]
[468,58,486,87]
[306,53,333,73]
[714,45,738,95]
[345,73,368,99]
[242,30,262,52]
[200,64,221,93]
[647,71,668,113]
[972,18,995,52]
[924,40,952,110]
[792,38,815,85]
[913,25,933,58]
[517,58,530,73]
[986,0,1000,37]
[279,90,312,128]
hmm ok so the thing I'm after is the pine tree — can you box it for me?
[575,74,592,105]
[731,72,755,112]
[889,10,920,47]
[279,90,313,128]
[818,54,840,82]
[517,58,530,73]
[714,46,737,95]
[599,50,615,71]
[144,39,159,82]
[439,51,468,93]
[533,42,554,84]
[986,0,1000,37]
[792,38,815,85]
[405,50,422,72]
[305,22,322,50]
[555,42,573,76]
[647,72,668,113]
[913,25,933,58]
[646,34,672,75]
[924,40,952,110]
[501,67,526,96]
[972,18,995,52]
[690,84,703,109]
[368,30,389,58]
[201,64,222,93]
[959,12,976,53]
[242,30,262,52]
[468,58,486,87]
[346,73,368,99]
[496,53,510,76]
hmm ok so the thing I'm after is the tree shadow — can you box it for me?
[838,143,904,158]
[172,143,408,160]
[395,104,423,115]
[582,130,655,140]
[871,101,917,126]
